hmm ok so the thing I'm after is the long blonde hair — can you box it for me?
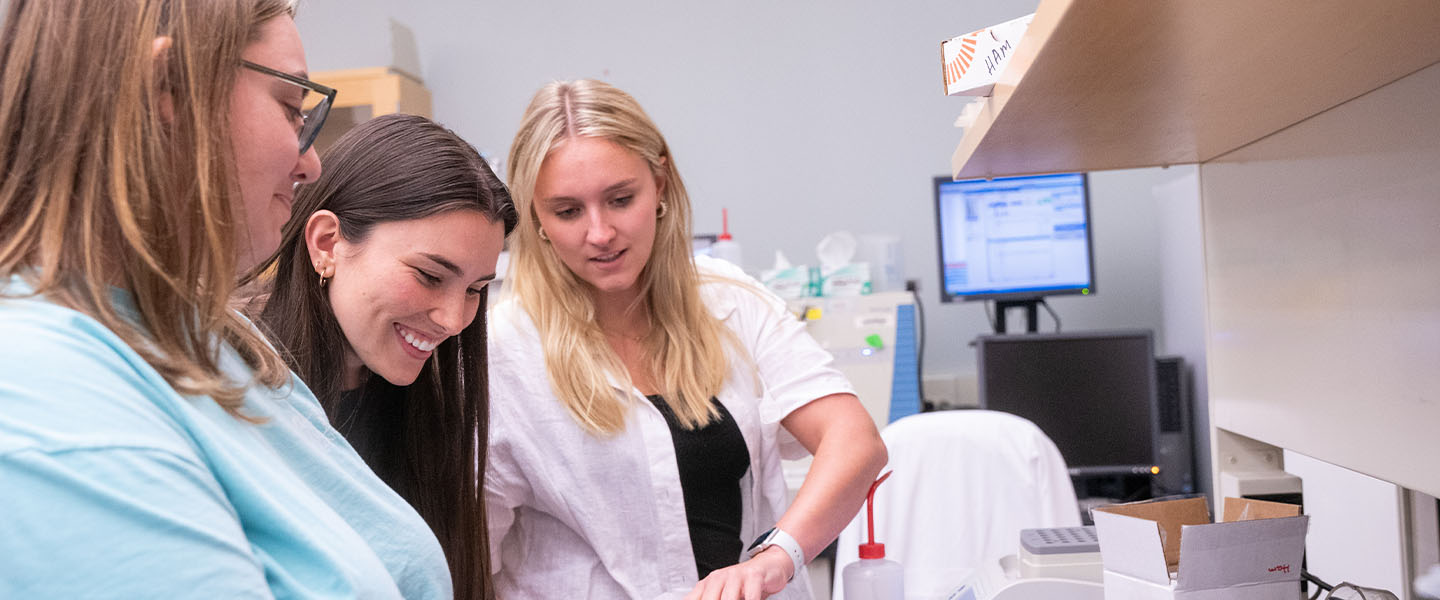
[506,79,742,433]
[0,0,296,418]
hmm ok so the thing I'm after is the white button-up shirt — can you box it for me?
[485,256,855,599]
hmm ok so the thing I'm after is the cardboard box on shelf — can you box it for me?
[940,13,1034,97]
[1091,496,1308,600]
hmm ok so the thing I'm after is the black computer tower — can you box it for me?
[1154,355,1195,494]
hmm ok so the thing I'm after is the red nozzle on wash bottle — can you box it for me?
[859,470,893,559]
[718,208,733,241]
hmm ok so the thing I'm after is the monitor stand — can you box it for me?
[993,299,1039,334]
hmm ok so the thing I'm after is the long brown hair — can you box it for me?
[505,79,746,434]
[247,113,516,600]
[0,0,296,417]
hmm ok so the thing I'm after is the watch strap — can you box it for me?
[747,527,805,581]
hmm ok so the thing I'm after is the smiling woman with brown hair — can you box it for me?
[247,113,517,600]
[0,1,453,597]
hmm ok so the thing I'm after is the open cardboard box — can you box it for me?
[1092,496,1308,600]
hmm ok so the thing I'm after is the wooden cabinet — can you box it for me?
[305,66,433,154]
[950,0,1440,179]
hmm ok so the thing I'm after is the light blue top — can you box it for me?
[0,275,451,599]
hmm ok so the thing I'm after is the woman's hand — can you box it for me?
[682,546,794,600]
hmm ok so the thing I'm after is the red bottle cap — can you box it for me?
[859,542,886,560]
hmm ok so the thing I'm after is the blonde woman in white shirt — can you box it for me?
[486,79,888,600]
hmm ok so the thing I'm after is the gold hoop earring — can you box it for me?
[657,202,668,218]
[537,227,550,242]
[318,266,331,288]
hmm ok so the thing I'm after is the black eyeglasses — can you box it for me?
[241,60,337,155]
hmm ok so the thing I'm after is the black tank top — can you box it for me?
[645,395,751,579]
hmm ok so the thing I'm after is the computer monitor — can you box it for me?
[976,330,1156,475]
[933,172,1095,304]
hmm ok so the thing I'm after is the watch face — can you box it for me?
[747,528,776,555]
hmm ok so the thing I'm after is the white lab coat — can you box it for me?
[485,256,855,599]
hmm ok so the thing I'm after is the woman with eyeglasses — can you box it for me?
[485,79,888,600]
[0,1,449,597]
[242,113,517,600]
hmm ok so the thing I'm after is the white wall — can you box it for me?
[1198,62,1440,595]
[297,0,1185,378]
[296,4,1204,476]
[1284,451,1409,596]
[1202,61,1440,497]
[1152,165,1212,496]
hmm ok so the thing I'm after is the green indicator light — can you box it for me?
[864,334,884,350]
[1082,288,1090,295]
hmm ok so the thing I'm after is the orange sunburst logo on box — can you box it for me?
[944,35,978,87]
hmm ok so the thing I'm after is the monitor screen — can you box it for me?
[976,330,1156,471]
[934,172,1094,303]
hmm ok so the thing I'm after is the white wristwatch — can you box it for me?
[746,527,805,581]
